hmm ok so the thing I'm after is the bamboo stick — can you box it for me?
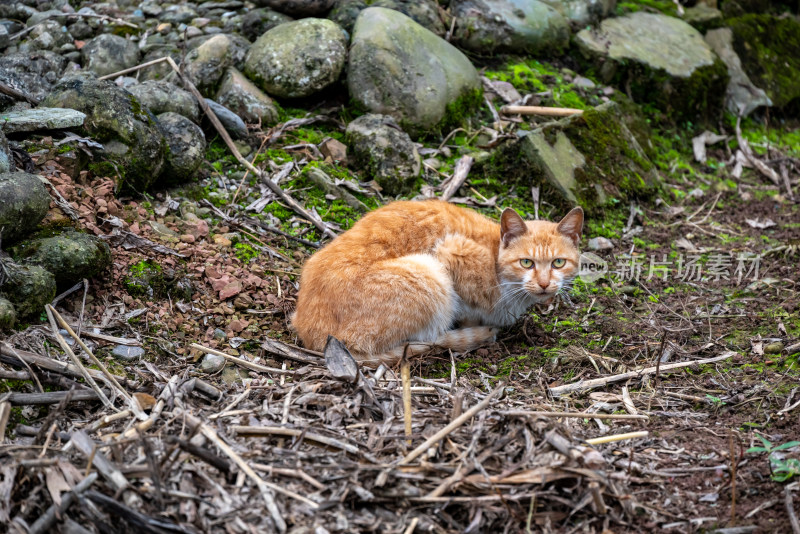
[500,105,584,117]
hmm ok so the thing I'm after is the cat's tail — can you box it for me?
[357,326,499,367]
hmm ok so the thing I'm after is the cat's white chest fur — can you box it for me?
[455,281,533,328]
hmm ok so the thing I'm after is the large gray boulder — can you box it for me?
[244,19,347,99]
[452,0,570,55]
[0,172,50,244]
[11,230,111,288]
[705,27,771,117]
[41,76,168,191]
[128,80,200,123]
[346,114,421,196]
[330,0,445,34]
[158,112,206,183]
[575,12,728,122]
[486,102,658,213]
[728,14,800,112]
[216,68,279,126]
[81,33,140,77]
[348,8,482,134]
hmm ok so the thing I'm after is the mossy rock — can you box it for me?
[0,172,50,244]
[347,7,482,136]
[0,262,56,319]
[480,101,659,214]
[123,260,166,298]
[728,14,800,112]
[575,11,729,124]
[345,113,421,196]
[0,297,16,330]
[10,230,111,289]
[40,76,168,191]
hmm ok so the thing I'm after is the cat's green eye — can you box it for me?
[520,258,533,269]
[552,258,566,268]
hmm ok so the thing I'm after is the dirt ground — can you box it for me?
[2,108,800,533]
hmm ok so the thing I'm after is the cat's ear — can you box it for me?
[500,208,527,247]
[557,207,584,247]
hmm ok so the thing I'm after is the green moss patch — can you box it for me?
[729,14,800,112]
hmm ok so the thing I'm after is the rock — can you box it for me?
[728,14,800,111]
[542,0,616,26]
[0,25,9,51]
[244,18,347,99]
[221,365,249,385]
[0,263,56,319]
[128,80,200,123]
[572,76,596,90]
[241,7,293,41]
[683,3,723,32]
[11,230,112,288]
[81,33,140,77]
[575,12,728,122]
[487,102,658,212]
[199,353,226,373]
[41,76,168,191]
[216,68,279,125]
[587,236,613,251]
[0,51,66,108]
[124,260,166,297]
[253,0,336,16]
[704,28,771,117]
[764,341,784,354]
[345,114,421,195]
[0,298,16,330]
[184,34,241,97]
[348,8,482,134]
[25,20,72,52]
[452,0,569,55]
[319,138,347,163]
[330,0,445,34]
[161,4,198,24]
[112,345,145,362]
[0,172,50,244]
[328,0,365,32]
[0,108,86,133]
[68,19,93,40]
[204,99,248,139]
[158,112,206,183]
[0,131,13,174]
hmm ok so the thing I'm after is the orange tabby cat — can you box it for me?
[292,200,583,366]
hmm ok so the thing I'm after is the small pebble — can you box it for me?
[587,237,613,251]
[199,353,225,373]
[112,345,145,362]
[764,341,784,355]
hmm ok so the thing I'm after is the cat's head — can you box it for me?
[496,207,584,305]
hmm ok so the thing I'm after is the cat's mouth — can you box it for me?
[529,290,556,305]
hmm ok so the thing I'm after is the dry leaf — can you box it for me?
[45,466,71,507]
[745,218,776,229]
[324,336,358,383]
